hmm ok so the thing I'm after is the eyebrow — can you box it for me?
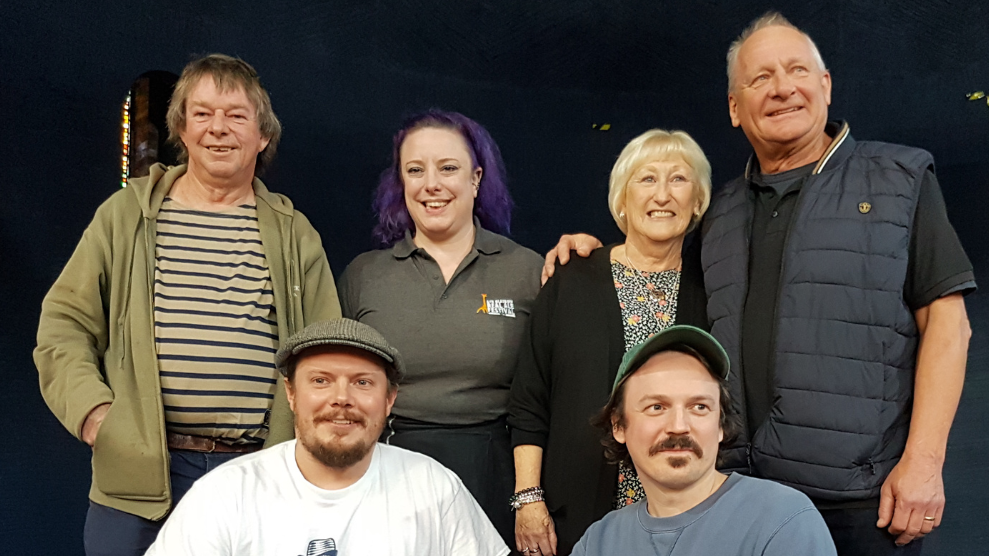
[187,99,252,111]
[635,393,716,405]
[404,157,463,165]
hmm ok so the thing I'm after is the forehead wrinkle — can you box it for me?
[734,26,825,83]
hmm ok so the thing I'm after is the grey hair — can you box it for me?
[726,11,827,92]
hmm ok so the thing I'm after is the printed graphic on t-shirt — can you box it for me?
[475,293,516,317]
[301,538,337,556]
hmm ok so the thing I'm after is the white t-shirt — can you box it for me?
[146,441,509,556]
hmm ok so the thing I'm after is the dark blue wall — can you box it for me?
[1,1,986,552]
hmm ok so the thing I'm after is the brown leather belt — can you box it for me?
[166,432,263,453]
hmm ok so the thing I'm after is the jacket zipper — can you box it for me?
[146,216,171,504]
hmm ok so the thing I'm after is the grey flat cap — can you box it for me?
[275,318,405,381]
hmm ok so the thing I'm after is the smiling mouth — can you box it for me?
[768,106,802,117]
[647,210,676,218]
[314,413,366,428]
[423,200,450,209]
[206,146,234,153]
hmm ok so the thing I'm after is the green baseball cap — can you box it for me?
[612,325,730,393]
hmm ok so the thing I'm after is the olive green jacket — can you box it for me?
[34,164,340,520]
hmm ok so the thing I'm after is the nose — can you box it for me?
[652,181,672,203]
[771,72,796,98]
[668,406,690,434]
[208,110,229,134]
[329,379,355,407]
[424,168,443,192]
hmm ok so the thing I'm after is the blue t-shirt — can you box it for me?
[572,473,836,556]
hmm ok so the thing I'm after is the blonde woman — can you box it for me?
[508,130,713,555]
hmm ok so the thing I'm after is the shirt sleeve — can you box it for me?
[295,210,342,325]
[441,483,510,556]
[762,507,837,556]
[507,265,560,448]
[34,202,121,440]
[145,480,234,556]
[904,170,977,310]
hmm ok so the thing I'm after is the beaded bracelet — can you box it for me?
[509,486,545,510]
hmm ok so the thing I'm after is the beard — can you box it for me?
[297,410,384,470]
[648,434,703,468]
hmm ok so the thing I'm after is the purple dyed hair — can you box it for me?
[372,109,513,246]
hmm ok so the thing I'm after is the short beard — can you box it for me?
[303,433,372,469]
[648,433,703,468]
[297,411,380,470]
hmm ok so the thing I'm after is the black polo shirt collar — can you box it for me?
[391,216,503,259]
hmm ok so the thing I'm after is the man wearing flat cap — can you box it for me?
[147,319,508,556]
[572,325,836,555]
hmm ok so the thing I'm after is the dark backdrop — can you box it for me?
[2,1,986,553]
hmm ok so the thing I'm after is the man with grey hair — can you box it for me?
[35,54,340,555]
[542,11,974,556]
[146,319,509,555]
[709,12,974,555]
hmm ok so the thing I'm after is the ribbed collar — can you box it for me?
[635,472,743,533]
[743,121,853,180]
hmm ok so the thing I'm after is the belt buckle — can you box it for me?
[205,437,217,453]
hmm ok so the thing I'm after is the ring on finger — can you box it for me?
[923,516,936,521]
[522,549,530,554]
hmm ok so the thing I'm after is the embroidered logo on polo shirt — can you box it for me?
[476,293,516,318]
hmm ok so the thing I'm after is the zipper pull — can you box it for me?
[868,459,876,475]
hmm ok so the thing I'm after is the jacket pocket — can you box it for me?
[92,397,169,501]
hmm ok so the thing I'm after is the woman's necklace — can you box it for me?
[624,249,681,304]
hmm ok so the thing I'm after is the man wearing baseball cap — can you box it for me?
[572,325,836,555]
[146,319,509,555]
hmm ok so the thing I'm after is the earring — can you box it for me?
[619,210,625,220]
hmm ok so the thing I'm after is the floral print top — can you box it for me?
[611,258,681,509]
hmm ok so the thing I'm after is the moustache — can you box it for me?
[648,434,703,459]
[313,411,367,427]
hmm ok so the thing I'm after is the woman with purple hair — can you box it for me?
[337,109,542,546]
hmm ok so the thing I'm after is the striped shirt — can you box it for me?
[154,198,278,443]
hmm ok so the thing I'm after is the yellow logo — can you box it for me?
[477,293,516,317]
[859,202,872,214]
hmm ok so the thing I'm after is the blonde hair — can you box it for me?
[608,129,712,235]
[726,11,827,92]
[166,54,282,175]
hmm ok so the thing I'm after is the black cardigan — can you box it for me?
[507,236,708,555]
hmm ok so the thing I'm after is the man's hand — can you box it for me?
[876,453,945,546]
[81,403,111,447]
[541,234,604,285]
[516,501,558,556]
